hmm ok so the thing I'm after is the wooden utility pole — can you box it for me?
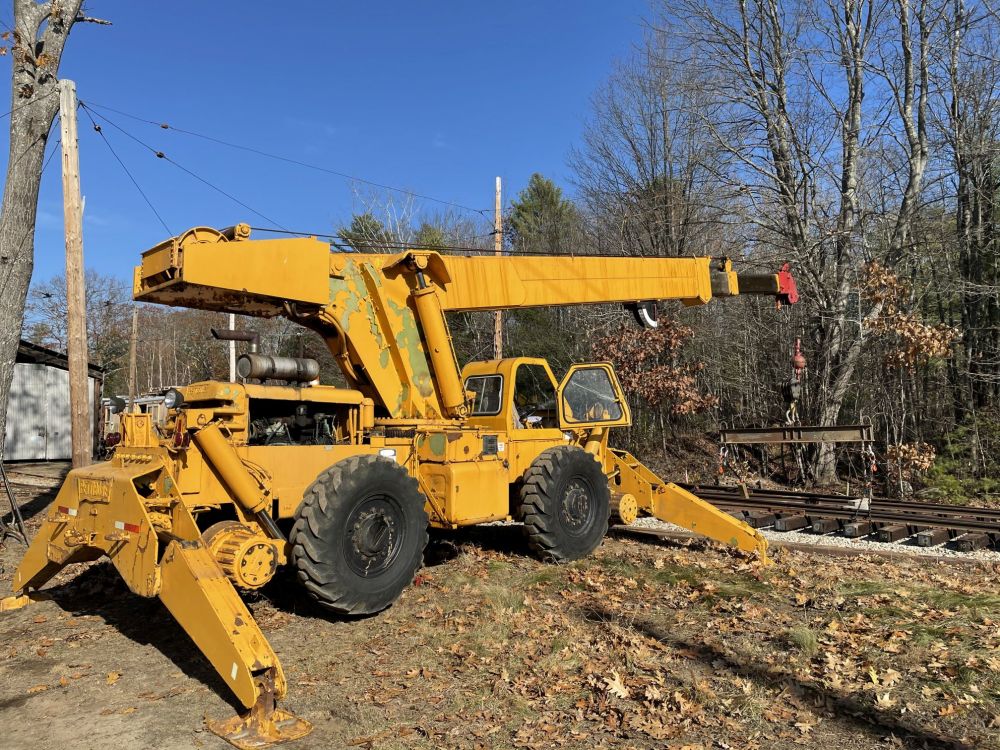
[127,306,138,409]
[59,79,90,468]
[492,176,503,360]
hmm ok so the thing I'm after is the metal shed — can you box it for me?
[5,340,104,461]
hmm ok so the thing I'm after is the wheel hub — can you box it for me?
[560,479,593,533]
[346,498,402,576]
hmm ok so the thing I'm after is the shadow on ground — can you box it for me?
[582,603,974,750]
[24,562,242,712]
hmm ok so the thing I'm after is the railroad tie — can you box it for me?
[773,514,809,532]
[876,524,910,543]
[744,511,776,528]
[809,518,839,534]
[953,532,990,552]
[916,528,950,547]
[843,520,873,538]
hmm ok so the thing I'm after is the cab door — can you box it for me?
[557,363,631,429]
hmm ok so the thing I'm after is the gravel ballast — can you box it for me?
[630,516,1000,563]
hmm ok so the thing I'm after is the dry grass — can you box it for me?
[2,515,999,750]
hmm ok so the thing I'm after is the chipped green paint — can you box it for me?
[330,263,384,348]
[321,258,459,419]
[398,382,410,415]
[427,433,447,457]
[387,297,435,399]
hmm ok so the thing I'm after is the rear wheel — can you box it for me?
[519,446,610,562]
[290,455,429,615]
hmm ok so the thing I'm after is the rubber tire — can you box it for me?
[290,455,429,615]
[519,446,610,562]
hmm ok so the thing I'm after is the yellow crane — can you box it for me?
[2,224,797,748]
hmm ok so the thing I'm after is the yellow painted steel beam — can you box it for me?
[7,456,302,722]
[608,449,769,561]
[131,225,770,422]
[650,483,770,561]
[433,254,718,311]
[133,226,731,315]
[158,539,287,709]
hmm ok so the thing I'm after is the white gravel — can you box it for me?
[629,516,1000,563]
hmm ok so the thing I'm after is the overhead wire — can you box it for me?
[82,99,493,217]
[80,103,288,230]
[0,89,58,121]
[79,104,172,235]
[74,100,777,267]
[41,131,60,176]
[247,225,693,260]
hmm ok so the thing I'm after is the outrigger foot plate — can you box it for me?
[206,670,312,749]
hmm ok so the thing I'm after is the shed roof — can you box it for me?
[16,339,106,378]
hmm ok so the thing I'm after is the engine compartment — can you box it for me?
[247,399,341,446]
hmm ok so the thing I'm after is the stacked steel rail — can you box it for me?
[681,484,1000,550]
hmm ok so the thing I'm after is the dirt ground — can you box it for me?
[2,464,999,750]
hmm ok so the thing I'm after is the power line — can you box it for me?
[247,225,703,261]
[0,89,58,122]
[82,99,492,217]
[41,132,60,176]
[79,104,172,235]
[80,104,287,230]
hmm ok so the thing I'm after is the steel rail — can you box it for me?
[682,483,1000,520]
[684,484,1000,519]
[681,485,1000,535]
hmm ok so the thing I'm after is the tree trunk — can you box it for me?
[0,0,83,456]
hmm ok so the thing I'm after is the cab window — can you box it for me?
[562,367,624,423]
[512,364,557,428]
[466,375,503,416]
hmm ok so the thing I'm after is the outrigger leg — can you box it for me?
[0,461,312,749]
[609,449,770,562]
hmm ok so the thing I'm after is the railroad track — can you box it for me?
[683,483,1000,551]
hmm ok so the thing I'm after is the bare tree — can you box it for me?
[0,0,89,455]
[656,0,943,480]
[942,0,1000,411]
[570,39,732,258]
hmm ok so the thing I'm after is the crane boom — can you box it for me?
[135,224,797,419]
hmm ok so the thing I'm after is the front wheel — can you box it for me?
[290,455,429,615]
[519,446,610,562]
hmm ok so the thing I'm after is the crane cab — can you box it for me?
[461,358,631,470]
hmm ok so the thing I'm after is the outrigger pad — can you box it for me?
[206,707,312,750]
[206,670,312,750]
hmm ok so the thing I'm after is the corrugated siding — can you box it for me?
[6,364,47,461]
[4,363,96,461]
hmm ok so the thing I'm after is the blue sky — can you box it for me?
[2,1,649,282]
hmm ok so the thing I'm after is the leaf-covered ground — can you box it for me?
[2,517,998,750]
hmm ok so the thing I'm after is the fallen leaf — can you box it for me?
[876,692,896,708]
[27,684,48,694]
[604,671,630,699]
[106,671,122,686]
[881,668,902,687]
